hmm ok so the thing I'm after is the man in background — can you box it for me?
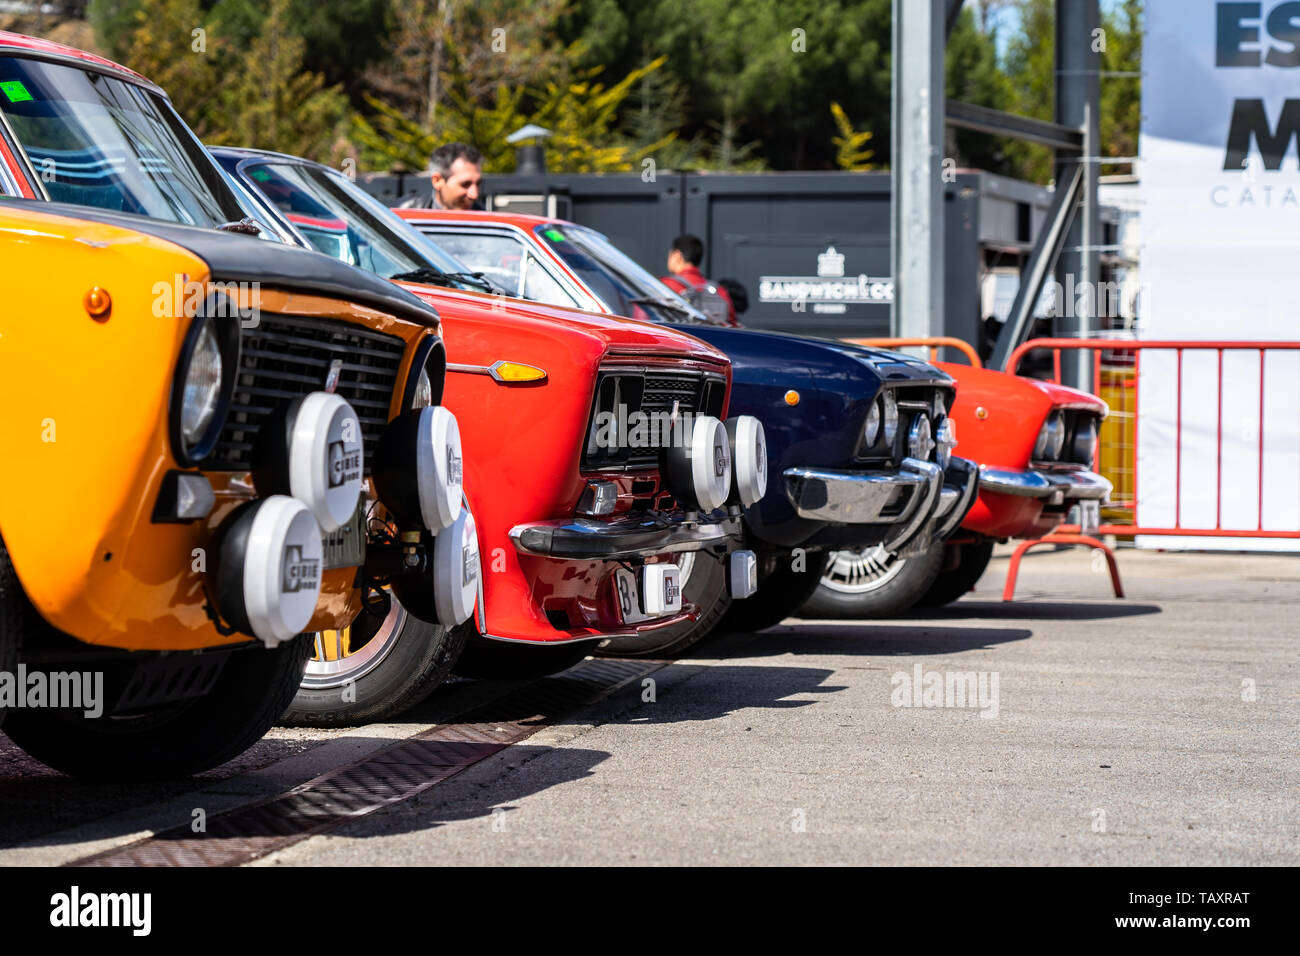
[660,233,738,326]
[405,142,483,210]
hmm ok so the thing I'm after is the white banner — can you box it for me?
[1138,0,1300,549]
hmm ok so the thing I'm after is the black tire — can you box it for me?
[716,550,832,635]
[452,626,595,680]
[283,598,467,726]
[917,540,995,607]
[801,543,946,619]
[596,551,732,658]
[0,537,23,729]
[3,636,313,781]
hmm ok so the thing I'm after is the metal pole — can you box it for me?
[891,0,946,342]
[1055,0,1102,389]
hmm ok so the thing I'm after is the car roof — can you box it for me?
[0,31,158,91]
[399,208,560,231]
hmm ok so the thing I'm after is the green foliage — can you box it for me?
[1100,0,1142,175]
[354,45,674,174]
[944,3,1012,172]
[80,0,1141,179]
[87,0,144,61]
[1001,0,1056,183]
[203,0,350,162]
[121,0,218,135]
[830,102,874,171]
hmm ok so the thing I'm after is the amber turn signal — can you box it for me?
[490,361,547,383]
[784,390,800,406]
[84,286,111,321]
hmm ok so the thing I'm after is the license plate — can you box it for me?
[322,495,367,569]
[615,565,682,624]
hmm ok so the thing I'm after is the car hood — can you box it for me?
[0,198,442,328]
[1023,376,1109,415]
[395,283,730,366]
[677,325,952,388]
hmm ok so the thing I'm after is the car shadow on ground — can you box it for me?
[885,599,1162,621]
[696,622,1034,659]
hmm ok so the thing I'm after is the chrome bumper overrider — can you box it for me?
[978,466,1112,503]
[510,512,743,560]
[784,456,980,557]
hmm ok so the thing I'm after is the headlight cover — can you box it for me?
[881,391,900,450]
[908,414,935,461]
[412,367,434,409]
[863,400,882,448]
[181,322,222,444]
[1034,411,1067,461]
[170,307,239,465]
[1071,416,1099,465]
[935,416,957,469]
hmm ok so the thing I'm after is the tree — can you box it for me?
[1100,0,1142,176]
[120,0,220,134]
[945,3,1012,173]
[205,0,350,163]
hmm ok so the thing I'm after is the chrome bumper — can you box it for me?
[510,512,742,560]
[784,456,980,557]
[978,466,1112,504]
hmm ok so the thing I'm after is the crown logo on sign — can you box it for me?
[817,246,845,277]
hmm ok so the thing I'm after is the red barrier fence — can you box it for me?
[1008,338,1300,542]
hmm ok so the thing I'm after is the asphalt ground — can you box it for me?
[1,543,1297,866]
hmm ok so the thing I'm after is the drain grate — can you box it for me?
[69,657,664,867]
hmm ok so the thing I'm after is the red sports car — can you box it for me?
[394,209,1110,617]
[212,149,768,719]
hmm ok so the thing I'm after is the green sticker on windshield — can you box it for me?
[250,169,272,182]
[543,228,566,242]
[0,80,33,103]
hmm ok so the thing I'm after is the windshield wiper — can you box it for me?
[388,266,458,287]
[390,267,500,293]
[443,271,500,293]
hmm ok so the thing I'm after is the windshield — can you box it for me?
[0,56,246,225]
[534,223,707,324]
[227,157,490,289]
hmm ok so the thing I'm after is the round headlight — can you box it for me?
[907,414,935,461]
[881,391,900,449]
[412,367,434,409]
[1034,411,1066,461]
[1072,417,1098,465]
[181,321,223,444]
[863,400,882,448]
[935,416,957,469]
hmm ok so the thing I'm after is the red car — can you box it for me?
[394,209,1110,617]
[806,363,1110,615]
[212,149,767,719]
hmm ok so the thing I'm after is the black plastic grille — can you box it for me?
[582,368,725,469]
[207,313,405,472]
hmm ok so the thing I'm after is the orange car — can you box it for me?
[0,34,467,778]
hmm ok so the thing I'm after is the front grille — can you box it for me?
[582,368,726,470]
[207,313,406,472]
